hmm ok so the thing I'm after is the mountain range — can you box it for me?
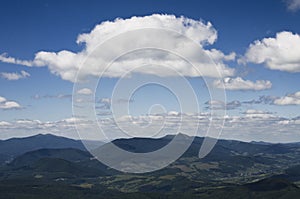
[0,133,300,198]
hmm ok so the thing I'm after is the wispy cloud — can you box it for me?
[243,93,300,106]
[32,94,72,100]
[213,77,272,91]
[1,112,300,142]
[243,95,278,105]
[96,97,134,111]
[77,88,93,95]
[205,100,241,110]
[242,109,276,119]
[0,70,30,80]
[0,53,35,67]
[285,0,300,12]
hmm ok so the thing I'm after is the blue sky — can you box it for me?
[0,0,300,142]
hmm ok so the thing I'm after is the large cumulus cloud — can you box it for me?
[0,14,235,82]
[241,31,300,73]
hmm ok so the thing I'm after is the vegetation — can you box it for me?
[0,134,300,198]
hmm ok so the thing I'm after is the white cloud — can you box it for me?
[241,31,300,72]
[0,96,21,110]
[242,95,278,105]
[32,94,72,100]
[1,111,300,142]
[0,101,21,109]
[84,111,300,142]
[205,100,241,110]
[98,98,111,106]
[242,92,300,106]
[77,88,93,95]
[16,119,41,125]
[96,98,134,112]
[0,53,35,67]
[0,96,6,103]
[0,121,11,126]
[0,70,30,80]
[98,98,133,104]
[285,0,300,12]
[0,14,235,82]
[243,109,272,115]
[204,49,236,62]
[274,91,300,105]
[63,117,84,123]
[213,77,272,91]
[167,111,180,116]
[278,118,300,125]
[241,109,277,120]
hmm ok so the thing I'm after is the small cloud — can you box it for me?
[63,117,83,123]
[0,121,11,126]
[99,98,111,104]
[97,98,111,109]
[213,77,272,91]
[96,97,134,111]
[274,91,300,105]
[285,0,300,12]
[32,94,72,100]
[0,70,30,80]
[242,109,276,119]
[243,95,278,105]
[116,98,134,103]
[99,97,135,104]
[77,88,93,95]
[243,93,300,106]
[205,100,241,110]
[0,96,21,110]
[241,31,300,72]
[97,111,112,117]
[0,96,6,103]
[0,53,34,66]
[167,111,180,116]
[243,109,271,115]
[226,100,242,110]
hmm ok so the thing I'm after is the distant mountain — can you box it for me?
[0,134,300,198]
[0,134,103,164]
[9,148,92,168]
[95,134,295,157]
[250,141,272,145]
[90,134,300,179]
[111,136,172,153]
[3,148,115,178]
[1,133,298,167]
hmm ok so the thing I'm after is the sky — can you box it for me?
[0,0,300,142]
